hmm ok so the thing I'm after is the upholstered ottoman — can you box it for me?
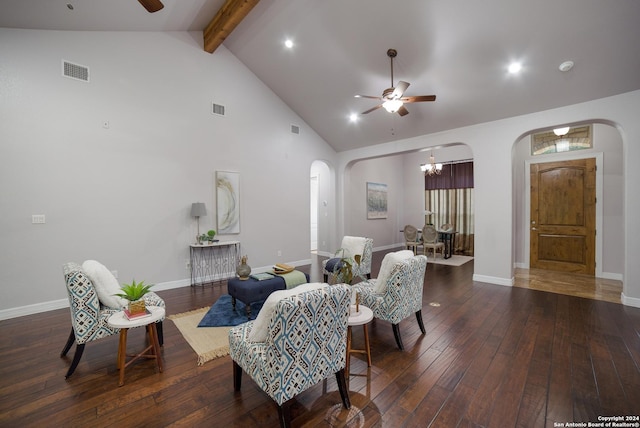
[227,273,310,316]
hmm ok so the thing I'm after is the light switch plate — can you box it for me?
[32,214,46,224]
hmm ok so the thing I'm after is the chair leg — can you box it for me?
[233,360,242,391]
[335,369,351,409]
[65,343,85,379]
[277,399,293,428]
[323,273,328,283]
[60,328,75,357]
[366,273,371,279]
[416,310,426,334]
[392,323,404,350]
[156,321,164,346]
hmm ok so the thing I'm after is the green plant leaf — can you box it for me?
[113,279,154,301]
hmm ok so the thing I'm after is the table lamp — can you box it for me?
[191,202,207,243]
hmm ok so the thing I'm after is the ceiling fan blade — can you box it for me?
[138,0,164,13]
[391,81,410,98]
[401,95,437,103]
[361,105,382,115]
[397,105,409,116]
[355,94,383,100]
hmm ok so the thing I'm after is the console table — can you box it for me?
[190,241,240,286]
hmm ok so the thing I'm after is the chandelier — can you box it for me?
[420,153,443,176]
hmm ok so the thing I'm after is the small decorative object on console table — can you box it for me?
[236,255,251,280]
[198,229,217,245]
[113,279,154,315]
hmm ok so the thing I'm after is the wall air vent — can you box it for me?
[290,124,300,135]
[212,103,226,116]
[62,60,89,82]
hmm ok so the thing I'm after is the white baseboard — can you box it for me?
[621,293,640,308]
[0,299,70,321]
[473,274,514,287]
[0,277,194,321]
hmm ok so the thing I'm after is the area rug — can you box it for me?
[168,307,232,366]
[428,255,474,267]
[197,295,263,327]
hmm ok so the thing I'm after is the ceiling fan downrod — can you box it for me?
[387,48,397,88]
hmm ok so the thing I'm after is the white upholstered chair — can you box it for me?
[403,225,420,254]
[422,224,445,258]
[60,262,165,378]
[228,284,351,428]
[353,252,427,350]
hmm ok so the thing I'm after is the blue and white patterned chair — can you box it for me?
[353,253,427,350]
[228,284,351,428]
[322,236,373,283]
[60,262,165,378]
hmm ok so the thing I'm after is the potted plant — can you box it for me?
[330,248,364,285]
[199,229,217,244]
[114,279,154,315]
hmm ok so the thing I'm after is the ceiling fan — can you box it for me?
[138,0,164,13]
[355,49,436,116]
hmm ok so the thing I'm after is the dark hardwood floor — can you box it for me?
[1,250,639,427]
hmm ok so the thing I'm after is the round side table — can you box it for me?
[108,305,165,386]
[346,305,373,377]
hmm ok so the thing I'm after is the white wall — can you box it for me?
[0,28,337,317]
[344,155,405,249]
[337,91,640,307]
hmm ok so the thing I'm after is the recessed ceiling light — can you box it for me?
[559,61,574,72]
[508,62,522,74]
[349,113,358,122]
[284,39,294,49]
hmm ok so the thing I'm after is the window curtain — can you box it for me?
[424,161,474,256]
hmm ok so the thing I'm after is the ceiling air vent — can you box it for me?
[62,60,89,82]
[212,103,226,116]
[290,124,300,135]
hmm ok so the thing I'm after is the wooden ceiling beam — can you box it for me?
[203,0,260,53]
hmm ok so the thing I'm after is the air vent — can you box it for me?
[212,103,226,116]
[62,60,89,82]
[290,124,300,135]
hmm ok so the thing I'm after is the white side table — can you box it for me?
[108,306,165,386]
[346,305,373,377]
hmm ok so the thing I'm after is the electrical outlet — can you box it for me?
[277,250,282,257]
[185,260,191,269]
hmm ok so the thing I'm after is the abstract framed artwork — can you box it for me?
[366,182,387,219]
[216,171,240,234]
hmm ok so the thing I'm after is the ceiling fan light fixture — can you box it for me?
[383,99,403,113]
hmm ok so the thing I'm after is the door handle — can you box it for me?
[531,227,537,231]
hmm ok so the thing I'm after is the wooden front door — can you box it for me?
[530,158,596,274]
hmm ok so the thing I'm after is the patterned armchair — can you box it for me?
[322,236,373,283]
[228,284,351,428]
[60,262,165,378]
[353,254,427,350]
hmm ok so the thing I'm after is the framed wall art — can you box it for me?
[366,182,388,219]
[216,171,240,234]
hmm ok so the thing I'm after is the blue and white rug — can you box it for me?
[197,294,263,327]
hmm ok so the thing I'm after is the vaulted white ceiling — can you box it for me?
[2,0,639,152]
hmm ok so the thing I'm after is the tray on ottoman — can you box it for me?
[227,272,310,316]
